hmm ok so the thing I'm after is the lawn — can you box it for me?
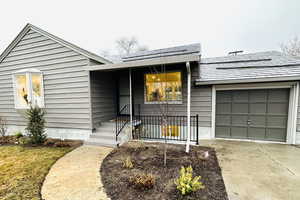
[0,145,73,200]
[101,142,228,200]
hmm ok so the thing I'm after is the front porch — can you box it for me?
[87,65,199,146]
[86,51,201,147]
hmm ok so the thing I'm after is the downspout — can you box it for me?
[293,82,299,144]
[129,69,133,139]
[185,62,191,153]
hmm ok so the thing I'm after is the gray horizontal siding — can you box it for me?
[90,69,117,129]
[0,29,92,130]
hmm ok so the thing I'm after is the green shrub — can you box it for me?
[175,166,205,195]
[25,105,47,144]
[18,137,31,145]
[14,131,23,139]
[122,156,134,169]
[129,173,155,190]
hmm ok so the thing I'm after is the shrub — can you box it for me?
[175,166,205,195]
[0,116,7,137]
[14,131,23,139]
[18,137,31,145]
[25,105,47,144]
[129,173,155,190]
[122,156,134,169]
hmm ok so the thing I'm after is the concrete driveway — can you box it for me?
[202,140,300,200]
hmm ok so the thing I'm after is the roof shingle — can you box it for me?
[198,51,300,84]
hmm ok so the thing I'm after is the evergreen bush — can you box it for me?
[26,105,47,144]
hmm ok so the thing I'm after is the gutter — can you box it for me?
[195,75,300,86]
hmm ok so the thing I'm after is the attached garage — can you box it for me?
[215,88,289,142]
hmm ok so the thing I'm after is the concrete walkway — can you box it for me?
[41,145,112,200]
[202,140,300,200]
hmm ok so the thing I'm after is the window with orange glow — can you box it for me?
[145,72,182,103]
[13,71,44,109]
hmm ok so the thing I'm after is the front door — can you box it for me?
[215,88,289,142]
[118,76,130,115]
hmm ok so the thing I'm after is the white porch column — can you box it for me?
[185,62,191,153]
[129,69,133,139]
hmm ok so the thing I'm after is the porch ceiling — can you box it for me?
[84,54,200,71]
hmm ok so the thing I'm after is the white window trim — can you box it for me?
[144,71,183,104]
[12,69,45,109]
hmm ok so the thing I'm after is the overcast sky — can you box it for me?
[0,0,299,58]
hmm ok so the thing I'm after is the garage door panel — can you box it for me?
[248,127,266,140]
[216,115,231,125]
[216,126,231,138]
[268,103,289,114]
[249,115,266,126]
[267,116,287,128]
[233,91,248,102]
[216,88,288,142]
[216,103,231,114]
[249,103,267,114]
[249,90,267,102]
[268,89,289,102]
[232,103,248,114]
[266,128,286,141]
[231,127,247,139]
[216,91,231,102]
[232,115,248,126]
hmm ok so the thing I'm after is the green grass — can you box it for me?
[0,145,73,200]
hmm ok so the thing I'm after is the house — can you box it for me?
[1,24,300,146]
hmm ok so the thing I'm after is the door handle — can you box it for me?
[247,120,251,125]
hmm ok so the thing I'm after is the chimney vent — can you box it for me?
[228,50,243,56]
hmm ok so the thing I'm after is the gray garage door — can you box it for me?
[216,89,289,142]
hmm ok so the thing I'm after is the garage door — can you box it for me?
[216,89,289,142]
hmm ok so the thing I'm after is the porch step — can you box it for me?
[85,121,119,147]
[96,126,115,133]
[100,122,115,127]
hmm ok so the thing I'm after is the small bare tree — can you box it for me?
[0,116,8,137]
[148,64,171,167]
[280,36,300,57]
[116,36,148,56]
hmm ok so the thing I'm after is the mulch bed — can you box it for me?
[101,142,228,200]
[0,136,82,148]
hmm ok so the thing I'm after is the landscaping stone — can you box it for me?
[42,145,112,200]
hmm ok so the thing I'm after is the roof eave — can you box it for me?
[195,76,300,85]
[84,53,200,71]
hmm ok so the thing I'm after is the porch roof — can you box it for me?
[84,53,200,71]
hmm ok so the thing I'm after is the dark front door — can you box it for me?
[118,76,130,114]
[216,88,289,142]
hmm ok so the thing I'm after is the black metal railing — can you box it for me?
[132,115,199,144]
[116,105,130,141]
[115,104,199,144]
[115,104,141,141]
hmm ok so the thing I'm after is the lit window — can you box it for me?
[145,72,182,103]
[13,69,44,109]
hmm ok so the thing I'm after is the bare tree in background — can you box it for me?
[281,36,300,57]
[100,37,148,61]
[116,36,148,56]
